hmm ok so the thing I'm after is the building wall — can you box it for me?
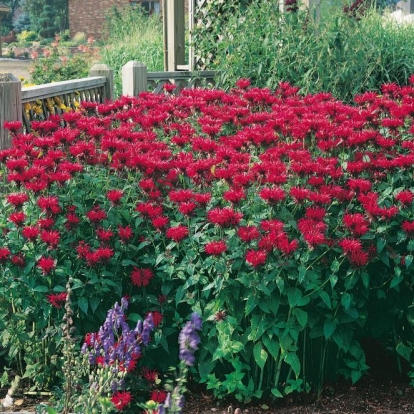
[69,0,187,41]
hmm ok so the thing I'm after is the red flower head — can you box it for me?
[9,212,25,227]
[6,193,28,209]
[22,226,39,241]
[178,201,197,216]
[47,292,67,308]
[37,256,56,275]
[106,189,124,205]
[131,267,153,287]
[147,311,163,328]
[0,248,11,262]
[152,216,169,230]
[235,78,251,89]
[11,253,25,267]
[245,249,267,267]
[143,368,159,383]
[37,196,61,215]
[396,190,414,206]
[96,227,114,243]
[204,240,227,256]
[40,230,60,249]
[111,391,132,411]
[37,217,55,229]
[86,205,107,223]
[207,207,243,227]
[166,225,189,242]
[118,225,133,242]
[150,389,167,404]
[238,226,260,242]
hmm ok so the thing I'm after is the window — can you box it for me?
[130,0,161,14]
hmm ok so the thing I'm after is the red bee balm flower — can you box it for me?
[150,389,167,404]
[47,292,67,308]
[9,212,25,226]
[118,225,133,242]
[0,248,11,262]
[111,391,132,411]
[131,267,153,287]
[106,189,124,205]
[166,225,189,242]
[245,250,267,267]
[86,206,107,223]
[204,241,227,256]
[37,256,56,275]
[6,193,28,208]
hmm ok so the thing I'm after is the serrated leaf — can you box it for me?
[263,335,280,360]
[319,290,332,309]
[245,295,257,316]
[284,352,301,377]
[33,285,48,292]
[89,296,101,313]
[376,238,386,254]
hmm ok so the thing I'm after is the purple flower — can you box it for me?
[178,313,202,366]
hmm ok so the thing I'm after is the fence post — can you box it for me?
[89,63,114,101]
[0,73,22,149]
[122,61,148,97]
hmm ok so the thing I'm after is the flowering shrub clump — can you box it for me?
[2,78,414,400]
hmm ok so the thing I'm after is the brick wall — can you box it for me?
[69,0,188,41]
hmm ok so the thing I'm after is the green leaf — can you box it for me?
[262,335,280,360]
[323,319,336,339]
[253,342,268,371]
[284,352,301,378]
[361,272,370,289]
[271,388,283,398]
[330,260,340,273]
[329,274,338,288]
[298,266,306,283]
[78,297,88,315]
[319,290,332,309]
[341,293,351,311]
[404,255,413,268]
[376,238,386,254]
[408,240,414,252]
[390,273,403,289]
[287,288,302,308]
[89,296,101,314]
[245,295,257,316]
[292,308,308,329]
[33,285,48,292]
[396,343,411,362]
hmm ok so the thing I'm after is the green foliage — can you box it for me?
[100,5,164,97]
[198,0,414,102]
[16,30,38,44]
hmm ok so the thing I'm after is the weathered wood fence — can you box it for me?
[0,61,216,149]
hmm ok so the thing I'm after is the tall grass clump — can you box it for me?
[100,6,164,96]
[209,0,414,102]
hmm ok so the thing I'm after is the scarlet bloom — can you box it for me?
[9,211,25,226]
[147,311,163,328]
[11,253,25,267]
[204,240,227,255]
[22,226,39,241]
[152,216,169,229]
[235,78,251,89]
[111,391,132,411]
[396,190,414,206]
[402,221,414,235]
[238,225,260,242]
[131,267,153,287]
[245,249,267,267]
[150,389,167,404]
[6,193,28,208]
[166,225,189,242]
[259,187,285,203]
[37,256,56,274]
[339,238,363,253]
[143,368,159,383]
[37,196,61,215]
[118,225,133,242]
[223,188,246,204]
[106,189,124,205]
[96,227,114,242]
[37,218,55,229]
[66,213,80,230]
[86,206,107,223]
[349,250,369,267]
[40,230,60,249]
[207,207,243,227]
[0,248,10,262]
[178,201,197,216]
[47,292,67,308]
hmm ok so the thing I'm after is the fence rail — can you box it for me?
[0,61,217,149]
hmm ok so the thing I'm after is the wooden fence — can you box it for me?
[0,61,216,149]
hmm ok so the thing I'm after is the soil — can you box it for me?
[0,58,31,81]
[0,375,413,413]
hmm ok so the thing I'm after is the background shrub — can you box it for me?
[100,6,164,96]
[198,0,414,102]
